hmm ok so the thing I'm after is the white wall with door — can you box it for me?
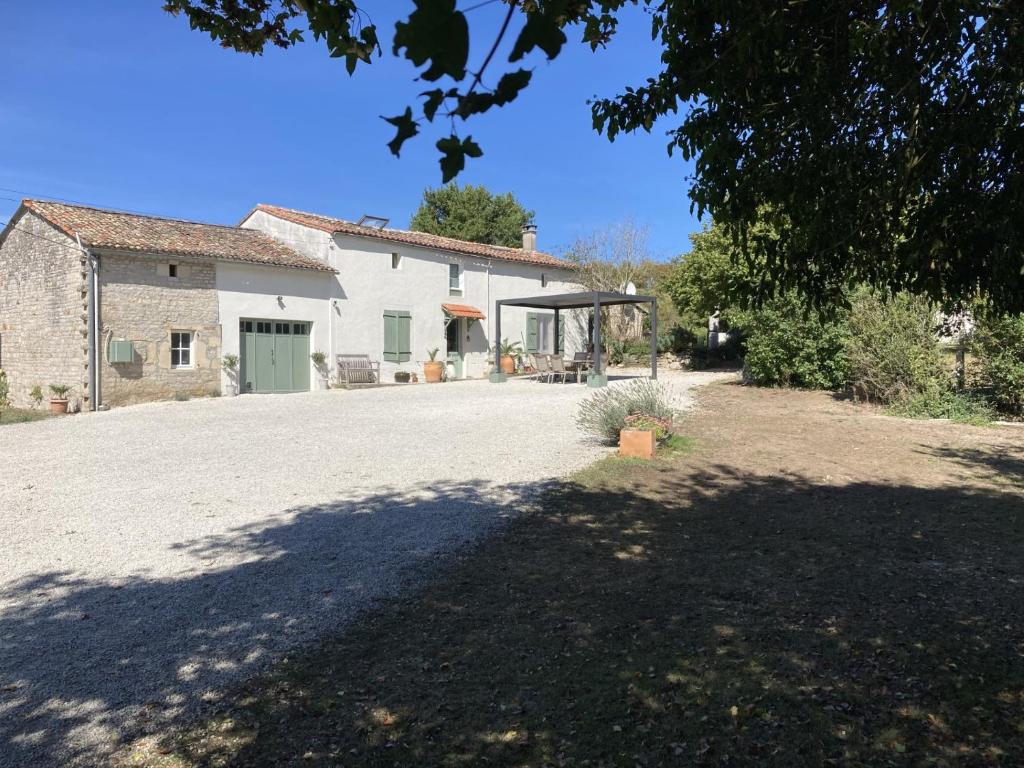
[241,209,584,381]
[216,261,339,393]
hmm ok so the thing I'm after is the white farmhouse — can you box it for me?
[235,204,581,390]
[0,198,580,409]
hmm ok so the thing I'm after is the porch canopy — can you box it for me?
[493,290,658,385]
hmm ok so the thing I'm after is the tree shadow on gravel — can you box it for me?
[135,462,1024,768]
[0,480,544,767]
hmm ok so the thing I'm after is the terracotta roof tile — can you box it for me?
[21,200,334,273]
[248,203,574,269]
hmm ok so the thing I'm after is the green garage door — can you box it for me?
[240,319,311,393]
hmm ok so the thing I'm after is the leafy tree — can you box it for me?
[973,311,1024,417]
[166,1,1024,312]
[743,295,851,391]
[844,289,949,404]
[409,183,533,248]
[565,221,665,342]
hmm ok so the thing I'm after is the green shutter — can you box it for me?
[384,311,412,362]
[383,311,398,362]
[526,312,539,353]
[397,312,411,362]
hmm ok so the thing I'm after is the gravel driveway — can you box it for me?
[0,370,730,767]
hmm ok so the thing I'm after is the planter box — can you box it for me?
[619,428,656,459]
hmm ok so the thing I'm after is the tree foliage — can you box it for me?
[844,290,948,404]
[166,1,1024,312]
[973,311,1024,418]
[409,183,533,248]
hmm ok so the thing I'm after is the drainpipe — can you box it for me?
[77,234,101,411]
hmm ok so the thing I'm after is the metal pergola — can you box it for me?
[493,290,658,386]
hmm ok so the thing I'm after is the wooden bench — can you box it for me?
[335,354,381,386]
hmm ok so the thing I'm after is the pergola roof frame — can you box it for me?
[493,290,658,386]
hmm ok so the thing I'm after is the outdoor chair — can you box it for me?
[572,352,592,383]
[549,354,569,384]
[532,354,551,382]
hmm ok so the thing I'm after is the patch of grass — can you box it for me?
[888,389,995,425]
[173,393,191,402]
[660,433,695,456]
[570,435,696,487]
[0,408,52,425]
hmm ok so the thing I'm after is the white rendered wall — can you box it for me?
[241,210,583,380]
[216,260,341,391]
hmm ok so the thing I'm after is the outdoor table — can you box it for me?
[566,358,592,383]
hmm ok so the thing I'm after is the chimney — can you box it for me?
[522,223,537,251]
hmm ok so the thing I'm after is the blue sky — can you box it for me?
[0,2,700,259]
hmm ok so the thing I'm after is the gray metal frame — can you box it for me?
[494,291,658,382]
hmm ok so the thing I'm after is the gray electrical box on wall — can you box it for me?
[108,339,134,364]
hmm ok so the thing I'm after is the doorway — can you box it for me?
[445,318,463,379]
[240,319,311,393]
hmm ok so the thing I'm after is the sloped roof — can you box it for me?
[247,203,573,269]
[442,302,486,320]
[15,200,334,273]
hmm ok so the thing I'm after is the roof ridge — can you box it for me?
[254,202,564,261]
[26,198,267,236]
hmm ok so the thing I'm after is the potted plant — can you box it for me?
[394,369,411,383]
[310,350,329,390]
[423,348,444,383]
[496,339,522,375]
[29,383,44,409]
[619,413,673,459]
[48,383,71,415]
[221,354,240,396]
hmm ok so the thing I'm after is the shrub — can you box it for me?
[889,388,994,425]
[29,384,44,408]
[844,290,950,404]
[0,369,10,420]
[973,312,1024,418]
[576,379,676,443]
[742,294,850,389]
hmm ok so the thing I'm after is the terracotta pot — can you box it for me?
[423,361,444,383]
[619,428,656,459]
[49,398,69,415]
[500,355,516,375]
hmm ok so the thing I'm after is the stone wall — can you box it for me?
[0,211,88,408]
[98,252,221,406]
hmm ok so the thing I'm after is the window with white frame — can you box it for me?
[448,262,463,296]
[170,331,194,369]
[391,252,402,270]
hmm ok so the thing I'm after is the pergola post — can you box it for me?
[490,300,506,382]
[650,297,658,380]
[588,295,607,388]
[554,308,560,354]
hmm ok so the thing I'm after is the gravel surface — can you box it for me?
[0,370,732,766]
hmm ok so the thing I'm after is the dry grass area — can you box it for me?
[121,383,1024,767]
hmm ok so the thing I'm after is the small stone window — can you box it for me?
[391,252,402,270]
[168,263,178,279]
[170,331,194,369]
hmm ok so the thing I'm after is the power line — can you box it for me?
[462,0,502,11]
